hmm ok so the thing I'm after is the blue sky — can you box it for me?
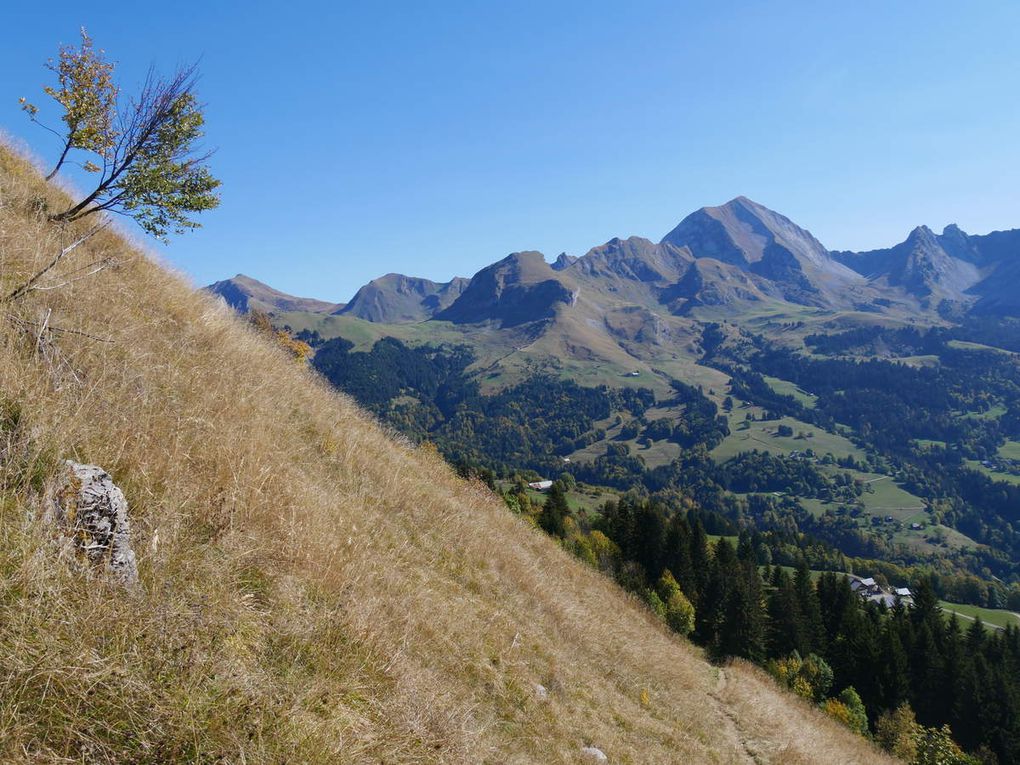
[3,2,1019,303]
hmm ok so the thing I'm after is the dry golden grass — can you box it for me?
[0,144,899,764]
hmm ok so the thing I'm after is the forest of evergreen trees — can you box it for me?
[521,489,1020,764]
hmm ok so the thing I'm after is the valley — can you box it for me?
[209,197,1020,593]
[205,196,1020,764]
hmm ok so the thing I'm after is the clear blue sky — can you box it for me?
[3,2,1019,303]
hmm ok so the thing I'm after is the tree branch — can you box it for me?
[3,222,109,303]
[3,312,113,343]
[46,135,75,181]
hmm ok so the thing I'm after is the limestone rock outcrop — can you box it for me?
[47,460,138,586]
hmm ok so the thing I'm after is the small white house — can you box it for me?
[528,480,554,491]
[895,587,912,598]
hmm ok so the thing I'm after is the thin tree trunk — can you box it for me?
[45,139,73,181]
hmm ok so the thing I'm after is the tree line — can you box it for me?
[515,488,1019,764]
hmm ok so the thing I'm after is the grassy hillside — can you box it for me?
[0,145,896,763]
[939,601,1020,630]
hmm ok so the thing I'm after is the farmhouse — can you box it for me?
[848,574,914,608]
[528,480,554,491]
[849,576,879,596]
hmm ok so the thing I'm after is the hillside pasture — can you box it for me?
[712,409,864,463]
[939,601,1020,630]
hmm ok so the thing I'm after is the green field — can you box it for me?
[567,416,682,470]
[893,523,978,554]
[711,408,864,463]
[632,439,683,468]
[762,564,829,582]
[515,484,616,515]
[961,404,1007,421]
[947,339,1017,355]
[797,469,926,521]
[1000,440,1020,461]
[707,534,739,547]
[939,600,1020,630]
[763,375,818,408]
[965,460,1020,486]
[913,438,947,450]
[851,471,926,516]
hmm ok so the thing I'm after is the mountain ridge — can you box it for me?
[205,199,1020,394]
[210,197,1020,327]
[206,273,342,314]
[338,273,469,323]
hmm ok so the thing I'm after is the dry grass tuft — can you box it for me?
[0,144,898,763]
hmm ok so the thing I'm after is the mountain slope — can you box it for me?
[836,224,1020,314]
[661,196,867,307]
[0,145,896,763]
[338,273,469,323]
[437,251,579,328]
[205,272,342,313]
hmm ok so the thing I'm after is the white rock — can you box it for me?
[48,461,138,586]
[580,745,608,763]
[534,683,548,701]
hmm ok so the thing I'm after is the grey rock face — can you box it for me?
[48,461,138,586]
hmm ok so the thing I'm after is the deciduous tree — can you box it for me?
[21,28,220,241]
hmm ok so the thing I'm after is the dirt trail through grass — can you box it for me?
[710,668,762,764]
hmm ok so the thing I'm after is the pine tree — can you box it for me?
[633,502,665,577]
[688,519,711,608]
[794,560,825,654]
[910,622,944,726]
[539,482,569,537]
[663,514,694,598]
[767,568,805,658]
[878,623,911,713]
[817,572,855,646]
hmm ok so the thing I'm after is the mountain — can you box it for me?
[834,225,981,304]
[571,236,692,286]
[661,196,868,307]
[205,273,341,314]
[835,224,1020,311]
[213,199,1020,331]
[337,273,468,323]
[437,251,579,328]
[661,257,778,315]
[550,252,577,271]
[1,141,902,765]
[209,199,1020,388]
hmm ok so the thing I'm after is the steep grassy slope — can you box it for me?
[0,146,896,764]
